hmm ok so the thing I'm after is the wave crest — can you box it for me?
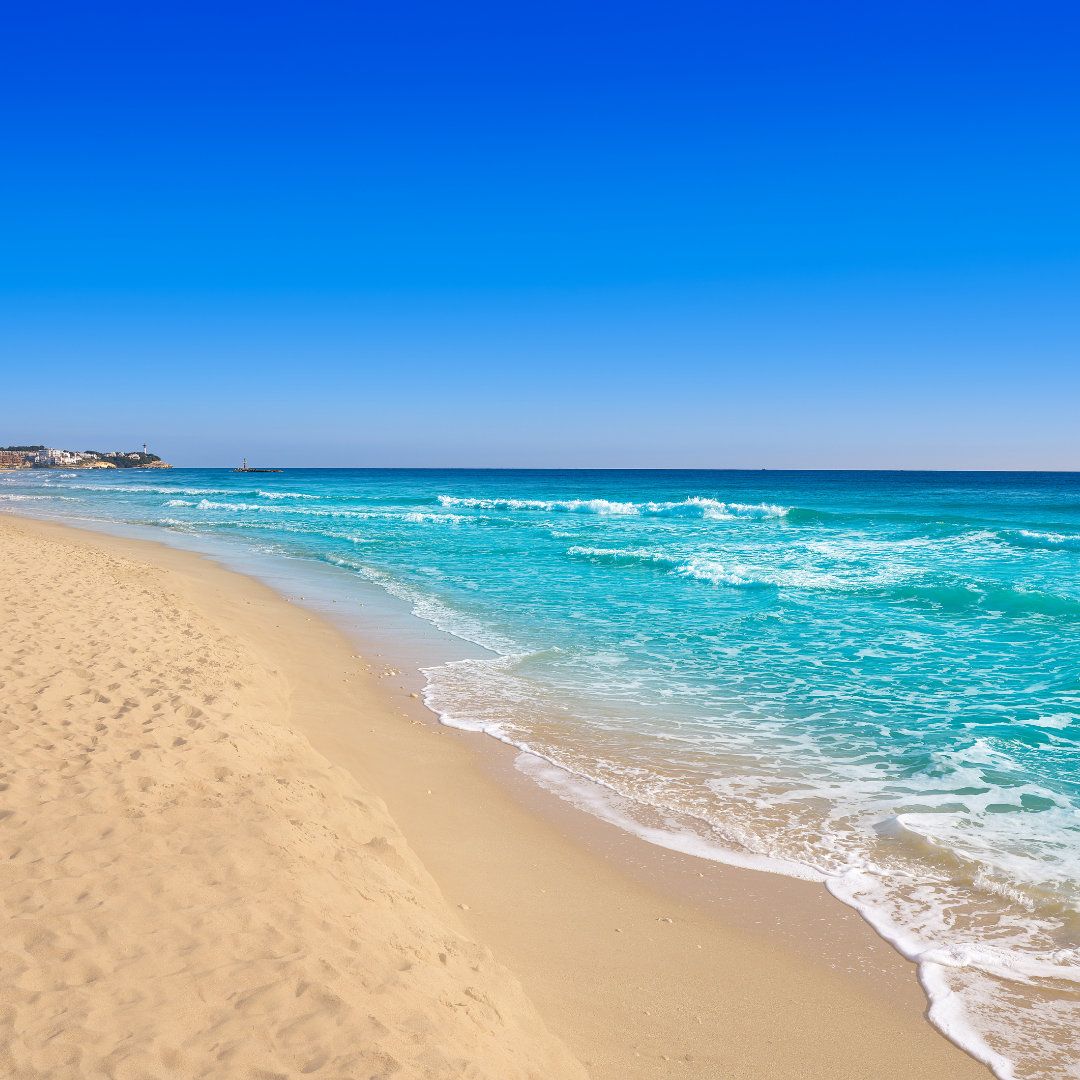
[438,495,788,519]
[1002,529,1080,553]
[568,545,772,587]
[890,582,1080,618]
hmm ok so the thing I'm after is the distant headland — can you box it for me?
[0,445,172,470]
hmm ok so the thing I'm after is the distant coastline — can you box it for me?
[0,445,172,470]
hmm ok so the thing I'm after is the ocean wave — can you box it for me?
[191,499,464,524]
[438,495,788,519]
[66,485,237,495]
[566,544,913,591]
[62,484,320,500]
[889,582,1080,618]
[192,499,349,515]
[1001,529,1080,553]
[786,506,992,531]
[567,546,772,587]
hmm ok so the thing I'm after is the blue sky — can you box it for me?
[2,1,1078,467]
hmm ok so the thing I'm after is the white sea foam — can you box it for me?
[63,484,319,500]
[66,485,237,495]
[566,543,925,591]
[417,649,1080,1080]
[1011,529,1080,552]
[1026,713,1076,730]
[512,750,828,878]
[190,499,464,524]
[515,729,1080,1072]
[437,495,789,519]
[567,546,770,587]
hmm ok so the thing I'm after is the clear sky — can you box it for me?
[2,1,1078,468]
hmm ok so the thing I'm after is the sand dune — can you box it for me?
[0,517,586,1079]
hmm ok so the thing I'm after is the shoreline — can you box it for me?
[1,511,990,1078]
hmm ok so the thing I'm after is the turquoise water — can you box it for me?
[4,468,1079,1077]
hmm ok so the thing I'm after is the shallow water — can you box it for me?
[5,467,1079,1078]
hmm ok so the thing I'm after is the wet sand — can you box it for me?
[0,513,990,1079]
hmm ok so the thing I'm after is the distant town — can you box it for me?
[0,445,172,470]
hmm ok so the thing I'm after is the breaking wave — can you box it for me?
[437,495,788,519]
[567,545,772,587]
[1001,529,1080,553]
[65,484,320,499]
[191,499,463,524]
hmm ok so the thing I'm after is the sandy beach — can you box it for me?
[0,512,991,1080]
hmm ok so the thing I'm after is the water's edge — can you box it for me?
[3,505,1002,1076]
[5,467,1079,1079]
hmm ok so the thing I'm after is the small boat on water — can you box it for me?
[233,458,283,473]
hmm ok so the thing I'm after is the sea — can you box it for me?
[3,467,1078,1079]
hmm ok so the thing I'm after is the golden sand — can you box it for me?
[0,517,584,1079]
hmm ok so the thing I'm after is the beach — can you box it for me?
[0,511,991,1079]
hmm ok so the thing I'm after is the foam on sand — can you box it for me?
[0,518,585,1080]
